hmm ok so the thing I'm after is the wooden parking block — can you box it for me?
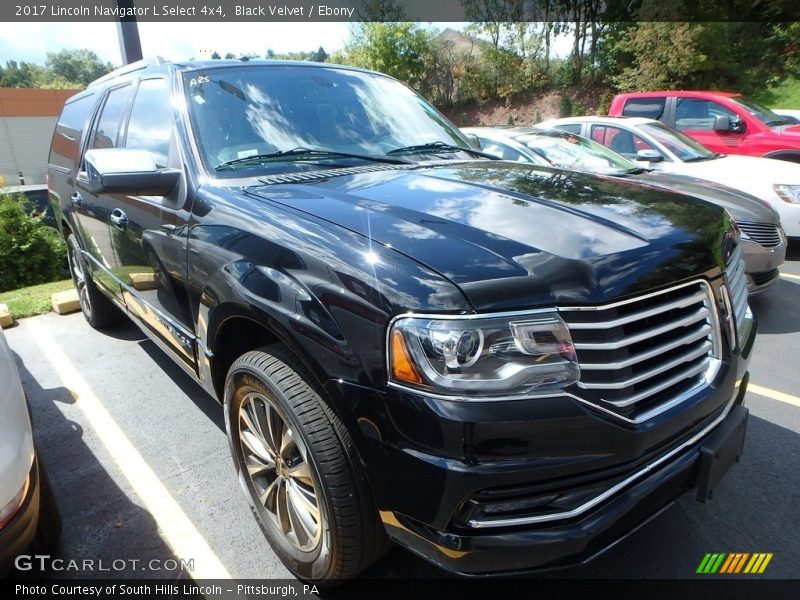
[129,272,160,291]
[0,303,12,327]
[51,289,81,315]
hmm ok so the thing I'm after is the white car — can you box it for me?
[773,109,800,124]
[538,116,800,239]
[0,326,60,574]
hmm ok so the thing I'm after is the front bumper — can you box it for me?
[382,392,749,575]
[0,458,40,576]
[740,239,785,294]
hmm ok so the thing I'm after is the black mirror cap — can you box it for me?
[100,169,180,196]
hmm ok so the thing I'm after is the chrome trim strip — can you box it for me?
[578,342,712,392]
[572,308,708,351]
[593,358,711,408]
[554,278,713,313]
[466,385,735,529]
[579,325,711,370]
[564,290,707,330]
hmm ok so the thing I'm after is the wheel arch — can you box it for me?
[763,150,800,164]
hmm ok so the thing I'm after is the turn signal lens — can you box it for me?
[390,329,424,385]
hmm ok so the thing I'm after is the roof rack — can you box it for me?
[87,56,166,88]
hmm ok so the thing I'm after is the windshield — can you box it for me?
[639,122,715,161]
[183,64,470,176]
[731,96,791,126]
[517,131,640,175]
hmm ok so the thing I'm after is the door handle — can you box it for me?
[110,209,129,229]
[70,192,83,207]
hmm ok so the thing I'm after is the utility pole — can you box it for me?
[115,0,143,64]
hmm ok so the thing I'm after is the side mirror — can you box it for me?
[636,149,664,163]
[714,114,745,133]
[713,114,730,132]
[78,149,180,196]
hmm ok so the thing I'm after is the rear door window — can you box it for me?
[590,125,658,160]
[49,93,96,171]
[621,98,666,120]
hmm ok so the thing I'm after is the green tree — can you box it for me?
[338,23,433,90]
[45,49,114,87]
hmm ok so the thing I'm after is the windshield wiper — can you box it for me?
[683,153,720,163]
[624,167,650,174]
[386,141,498,160]
[215,147,411,171]
[766,119,793,126]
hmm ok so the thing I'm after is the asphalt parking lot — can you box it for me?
[5,253,800,586]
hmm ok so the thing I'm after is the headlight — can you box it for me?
[773,184,800,204]
[388,313,579,397]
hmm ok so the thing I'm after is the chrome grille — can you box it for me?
[726,245,749,344]
[560,281,720,419]
[737,221,783,248]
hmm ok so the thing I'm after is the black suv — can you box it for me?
[48,58,755,582]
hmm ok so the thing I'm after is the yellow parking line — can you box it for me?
[780,272,800,282]
[748,383,800,409]
[27,320,232,580]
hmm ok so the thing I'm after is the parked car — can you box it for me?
[464,126,786,293]
[539,116,800,242]
[773,109,800,125]
[608,91,800,163]
[0,326,61,575]
[49,58,755,582]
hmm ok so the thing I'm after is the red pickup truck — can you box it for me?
[609,91,800,163]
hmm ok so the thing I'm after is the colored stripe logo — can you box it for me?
[697,553,773,574]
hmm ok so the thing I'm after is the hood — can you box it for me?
[677,154,800,186]
[633,170,781,224]
[244,161,728,310]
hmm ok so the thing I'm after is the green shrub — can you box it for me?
[559,94,573,118]
[0,192,67,293]
[597,91,613,116]
[571,100,587,117]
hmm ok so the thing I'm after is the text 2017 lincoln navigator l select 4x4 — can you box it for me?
[48,59,756,582]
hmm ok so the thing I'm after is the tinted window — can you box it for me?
[125,79,173,166]
[590,125,658,160]
[49,93,96,170]
[553,124,582,135]
[91,85,133,150]
[621,98,666,120]
[675,98,737,131]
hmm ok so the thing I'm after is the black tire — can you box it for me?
[224,345,388,584]
[31,460,61,553]
[66,233,123,328]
